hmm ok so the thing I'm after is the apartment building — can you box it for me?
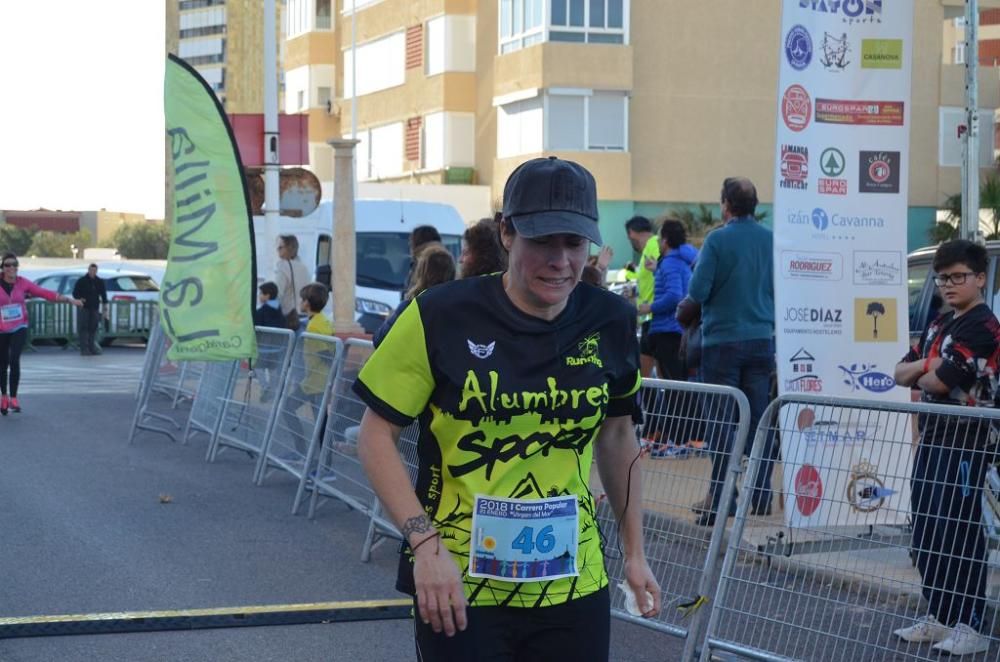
[172,1,999,256]
[167,0,284,113]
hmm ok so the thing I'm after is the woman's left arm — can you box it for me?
[594,414,661,617]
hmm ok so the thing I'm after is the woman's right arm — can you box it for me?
[357,408,468,637]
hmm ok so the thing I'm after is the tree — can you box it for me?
[111,222,171,259]
[27,229,92,258]
[866,301,885,339]
[940,172,1000,241]
[0,225,37,255]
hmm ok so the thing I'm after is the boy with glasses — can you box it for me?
[893,240,1000,656]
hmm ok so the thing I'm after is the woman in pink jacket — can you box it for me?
[0,253,82,415]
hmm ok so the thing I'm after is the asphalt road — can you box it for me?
[0,346,684,662]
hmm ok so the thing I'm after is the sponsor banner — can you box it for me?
[781,405,910,528]
[163,55,258,362]
[774,2,912,527]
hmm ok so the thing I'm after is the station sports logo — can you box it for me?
[798,0,883,25]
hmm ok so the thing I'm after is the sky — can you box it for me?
[0,2,166,219]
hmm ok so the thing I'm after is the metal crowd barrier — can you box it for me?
[27,300,158,349]
[303,340,390,546]
[593,378,750,660]
[255,333,344,513]
[25,300,77,348]
[702,394,1000,662]
[128,322,181,443]
[170,361,205,409]
[183,359,238,444]
[205,327,297,472]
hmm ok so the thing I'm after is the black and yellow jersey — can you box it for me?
[353,274,641,608]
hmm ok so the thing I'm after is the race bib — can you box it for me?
[469,494,579,583]
[0,304,23,324]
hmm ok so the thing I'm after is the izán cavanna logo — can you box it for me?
[567,333,603,368]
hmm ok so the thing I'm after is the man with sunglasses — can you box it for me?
[893,240,1000,656]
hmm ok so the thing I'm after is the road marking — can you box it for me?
[0,599,413,639]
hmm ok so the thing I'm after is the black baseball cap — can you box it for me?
[502,156,602,245]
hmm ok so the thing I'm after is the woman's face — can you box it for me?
[501,227,587,320]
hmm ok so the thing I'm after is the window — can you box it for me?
[316,0,331,29]
[500,0,544,53]
[354,122,405,180]
[954,41,966,64]
[422,112,475,170]
[546,89,627,151]
[499,0,626,53]
[317,86,332,109]
[497,95,544,158]
[426,15,477,75]
[550,0,625,44]
[343,32,406,97]
[297,90,305,110]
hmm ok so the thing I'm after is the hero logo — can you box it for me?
[782,251,843,281]
[799,0,882,23]
[787,206,885,241]
[839,363,896,393]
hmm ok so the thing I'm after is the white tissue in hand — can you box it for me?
[617,580,654,616]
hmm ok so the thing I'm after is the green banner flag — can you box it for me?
[162,54,257,362]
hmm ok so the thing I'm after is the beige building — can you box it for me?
[278,2,1000,257]
[166,0,284,113]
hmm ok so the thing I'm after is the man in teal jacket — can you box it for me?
[687,177,775,526]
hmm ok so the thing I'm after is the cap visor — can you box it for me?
[511,211,602,245]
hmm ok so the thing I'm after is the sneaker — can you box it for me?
[932,624,990,656]
[893,615,951,643]
[651,444,689,459]
[9,397,19,413]
[0,395,7,416]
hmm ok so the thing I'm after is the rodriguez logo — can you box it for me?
[782,85,812,132]
[859,151,900,194]
[781,251,843,281]
[838,363,896,393]
[780,145,809,190]
[785,25,813,71]
[798,0,883,24]
[853,250,902,285]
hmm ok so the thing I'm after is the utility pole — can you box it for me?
[962,0,982,242]
[263,0,280,247]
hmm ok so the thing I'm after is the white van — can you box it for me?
[254,199,467,333]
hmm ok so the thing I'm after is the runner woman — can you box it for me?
[0,253,83,414]
[354,157,661,661]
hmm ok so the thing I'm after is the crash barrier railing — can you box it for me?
[128,320,182,443]
[594,378,750,661]
[701,394,1000,662]
[255,334,344,514]
[27,300,158,349]
[205,327,298,471]
[183,359,238,444]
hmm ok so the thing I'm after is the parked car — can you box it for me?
[907,241,1000,344]
[30,267,159,346]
